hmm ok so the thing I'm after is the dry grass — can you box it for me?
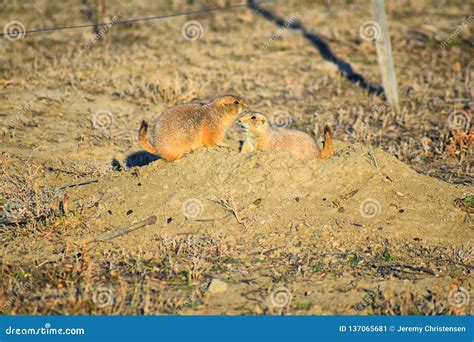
[0,234,472,315]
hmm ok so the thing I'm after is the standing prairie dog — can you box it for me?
[139,95,248,161]
[239,112,334,160]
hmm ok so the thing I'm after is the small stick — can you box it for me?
[219,194,249,229]
[58,179,98,190]
[393,263,435,276]
[0,218,28,225]
[36,216,157,266]
[194,214,230,222]
[78,215,157,244]
[367,150,379,169]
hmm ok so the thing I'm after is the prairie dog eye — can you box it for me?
[233,100,240,105]
[251,115,257,120]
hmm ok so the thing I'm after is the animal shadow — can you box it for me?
[123,151,160,168]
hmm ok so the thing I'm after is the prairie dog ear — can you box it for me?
[213,97,227,107]
[223,101,235,107]
[261,118,266,124]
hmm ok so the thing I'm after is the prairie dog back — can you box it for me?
[139,95,247,161]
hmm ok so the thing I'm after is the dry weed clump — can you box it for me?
[446,130,473,163]
[0,154,65,225]
[367,282,470,316]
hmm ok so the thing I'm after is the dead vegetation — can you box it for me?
[0,233,472,315]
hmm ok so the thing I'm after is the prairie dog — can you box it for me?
[239,112,333,160]
[139,95,248,161]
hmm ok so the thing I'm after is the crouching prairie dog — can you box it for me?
[239,112,334,160]
[139,95,248,161]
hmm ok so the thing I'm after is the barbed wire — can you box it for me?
[1,0,274,38]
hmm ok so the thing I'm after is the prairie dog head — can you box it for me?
[211,95,248,118]
[238,112,269,138]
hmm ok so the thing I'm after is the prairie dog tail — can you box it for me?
[139,120,159,155]
[319,125,334,159]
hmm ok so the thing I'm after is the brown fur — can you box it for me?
[139,95,247,161]
[239,112,334,160]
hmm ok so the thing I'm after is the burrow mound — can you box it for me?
[70,142,470,253]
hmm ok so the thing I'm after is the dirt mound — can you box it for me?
[4,142,470,264]
[72,142,470,252]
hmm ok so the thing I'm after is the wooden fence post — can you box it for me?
[95,0,106,34]
[371,0,400,112]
